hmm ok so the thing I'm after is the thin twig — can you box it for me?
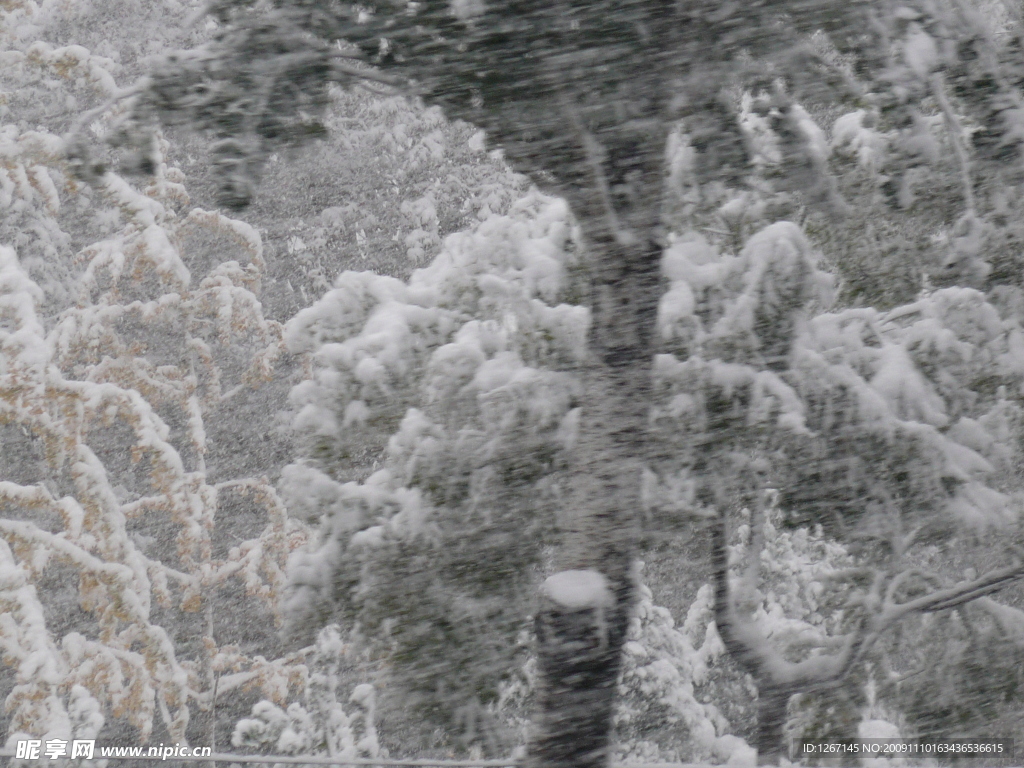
[331,60,407,87]
[356,80,402,97]
[66,80,148,142]
[183,0,216,30]
[930,73,975,215]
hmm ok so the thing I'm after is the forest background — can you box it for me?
[4,0,1024,765]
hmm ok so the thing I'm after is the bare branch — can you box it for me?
[930,73,975,215]
[883,568,941,606]
[66,80,149,144]
[557,93,640,247]
[190,646,314,706]
[356,81,402,97]
[330,59,408,88]
[917,564,1024,613]
[740,499,765,613]
[183,0,216,30]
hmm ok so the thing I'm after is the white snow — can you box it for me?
[904,22,938,78]
[541,569,614,611]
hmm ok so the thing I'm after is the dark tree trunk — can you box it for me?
[527,224,662,768]
[755,685,793,766]
[530,546,633,768]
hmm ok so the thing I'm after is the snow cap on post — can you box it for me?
[541,569,614,611]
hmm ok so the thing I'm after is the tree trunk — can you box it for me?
[527,223,662,768]
[530,550,632,768]
[712,509,795,766]
[755,685,793,766]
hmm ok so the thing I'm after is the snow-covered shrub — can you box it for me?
[613,571,749,766]
[282,190,586,748]
[0,538,106,766]
[232,625,379,767]
[727,506,856,660]
[724,505,867,754]
[620,515,859,766]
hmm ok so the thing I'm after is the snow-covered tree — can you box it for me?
[275,170,1024,760]
[1,0,310,751]
[281,185,1024,762]
[280,190,581,752]
[111,0,1024,763]
[107,2,885,758]
[0,536,105,765]
[651,207,1024,760]
[0,170,306,748]
[263,88,525,295]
